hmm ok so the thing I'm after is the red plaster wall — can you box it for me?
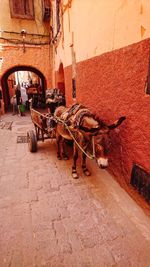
[1,46,52,84]
[64,39,150,184]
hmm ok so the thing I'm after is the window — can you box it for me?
[9,0,34,20]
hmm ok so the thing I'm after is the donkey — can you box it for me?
[54,103,126,179]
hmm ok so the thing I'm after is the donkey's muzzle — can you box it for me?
[100,165,107,169]
[97,157,108,169]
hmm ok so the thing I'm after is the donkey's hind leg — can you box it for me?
[72,143,79,179]
[82,152,91,176]
[56,135,62,160]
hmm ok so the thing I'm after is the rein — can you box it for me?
[55,116,96,160]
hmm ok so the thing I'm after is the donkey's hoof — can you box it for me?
[62,154,69,160]
[83,170,91,176]
[57,155,62,160]
[72,172,79,179]
[64,157,69,160]
[82,166,91,176]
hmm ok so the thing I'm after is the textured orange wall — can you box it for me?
[64,39,150,184]
[0,45,52,112]
[55,0,150,69]
[1,45,52,86]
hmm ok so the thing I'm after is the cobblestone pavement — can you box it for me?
[0,112,150,267]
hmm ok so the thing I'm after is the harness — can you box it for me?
[65,103,85,120]
[55,116,96,159]
[74,109,92,128]
[62,103,99,131]
[55,103,100,159]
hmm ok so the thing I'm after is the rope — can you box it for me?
[55,116,96,160]
[30,108,96,160]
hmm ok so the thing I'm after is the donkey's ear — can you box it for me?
[118,116,126,123]
[108,116,126,130]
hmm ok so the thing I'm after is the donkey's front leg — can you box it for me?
[72,143,79,179]
[82,152,91,176]
[62,139,69,160]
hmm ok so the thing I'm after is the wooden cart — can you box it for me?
[27,108,56,152]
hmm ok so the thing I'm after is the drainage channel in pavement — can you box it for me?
[17,135,28,143]
[0,120,13,130]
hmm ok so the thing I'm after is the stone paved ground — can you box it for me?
[0,112,150,267]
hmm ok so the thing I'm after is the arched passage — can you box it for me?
[1,65,47,112]
[56,63,65,95]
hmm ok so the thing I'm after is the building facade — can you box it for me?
[0,0,52,112]
[0,0,149,189]
[51,0,150,185]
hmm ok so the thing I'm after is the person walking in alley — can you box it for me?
[15,85,22,116]
[10,95,17,115]
[0,87,3,121]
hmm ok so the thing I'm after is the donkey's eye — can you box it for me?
[96,137,103,143]
[97,145,103,151]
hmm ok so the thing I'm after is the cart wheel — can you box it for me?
[27,130,37,152]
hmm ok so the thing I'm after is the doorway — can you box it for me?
[56,63,65,95]
[1,66,46,112]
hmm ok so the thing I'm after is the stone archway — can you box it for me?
[1,65,47,112]
[56,63,65,95]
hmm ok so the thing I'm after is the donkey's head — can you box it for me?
[94,116,126,169]
[95,128,111,168]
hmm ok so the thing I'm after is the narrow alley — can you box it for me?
[0,113,150,267]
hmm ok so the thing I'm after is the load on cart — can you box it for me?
[45,88,66,114]
[27,88,65,152]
